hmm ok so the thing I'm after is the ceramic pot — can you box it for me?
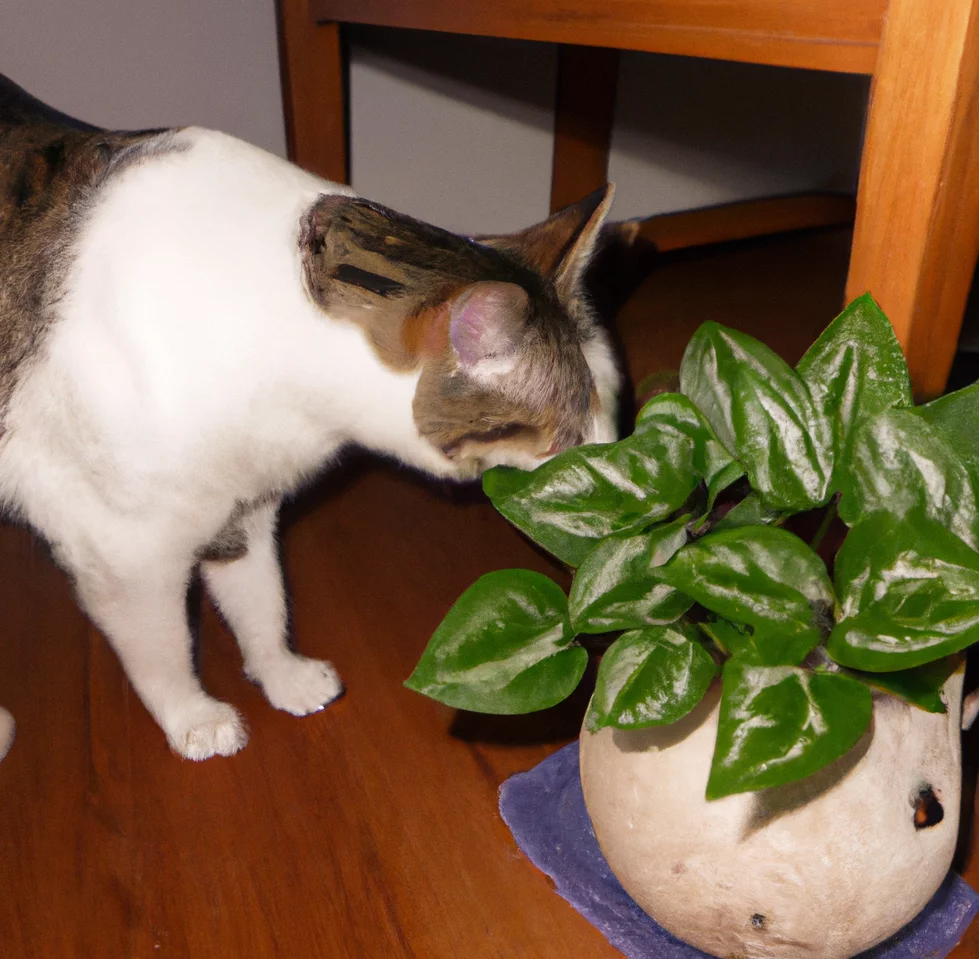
[579,670,964,959]
[0,706,13,761]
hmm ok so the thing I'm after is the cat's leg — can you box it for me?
[201,501,343,716]
[72,557,248,760]
[0,707,14,761]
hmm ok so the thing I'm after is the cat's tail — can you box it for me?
[0,706,14,761]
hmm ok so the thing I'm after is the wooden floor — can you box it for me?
[1,228,977,958]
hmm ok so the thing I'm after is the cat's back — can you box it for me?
[0,72,341,332]
[0,76,349,432]
[0,73,100,133]
[0,73,174,225]
[0,75,181,419]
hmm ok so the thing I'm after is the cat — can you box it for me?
[0,74,619,763]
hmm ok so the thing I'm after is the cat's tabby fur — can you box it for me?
[0,75,618,762]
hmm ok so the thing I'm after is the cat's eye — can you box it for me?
[441,423,529,457]
[473,423,525,443]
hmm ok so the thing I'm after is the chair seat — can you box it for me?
[312,0,887,73]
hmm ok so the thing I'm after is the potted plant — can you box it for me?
[405,295,979,958]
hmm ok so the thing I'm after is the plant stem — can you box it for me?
[697,621,729,656]
[810,494,840,552]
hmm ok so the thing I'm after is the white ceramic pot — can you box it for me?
[0,706,13,761]
[579,670,965,959]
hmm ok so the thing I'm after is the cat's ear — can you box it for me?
[477,184,614,297]
[449,281,529,375]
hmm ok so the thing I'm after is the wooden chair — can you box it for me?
[277,0,979,399]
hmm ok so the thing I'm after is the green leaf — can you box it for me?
[838,378,979,550]
[634,392,743,505]
[797,294,912,489]
[706,661,873,799]
[843,658,959,714]
[569,517,692,633]
[838,406,979,551]
[915,381,979,479]
[586,625,718,731]
[698,618,751,656]
[827,511,979,671]
[680,322,833,513]
[698,616,811,665]
[483,430,701,567]
[711,492,782,532]
[404,569,586,713]
[657,526,835,665]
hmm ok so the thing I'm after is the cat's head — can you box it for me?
[300,187,619,478]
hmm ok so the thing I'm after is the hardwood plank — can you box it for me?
[1,229,975,956]
[845,0,979,400]
[621,193,856,253]
[550,46,619,213]
[111,471,612,959]
[614,227,854,384]
[277,0,349,182]
[311,0,885,74]
[588,196,857,322]
[79,627,146,957]
[0,528,113,956]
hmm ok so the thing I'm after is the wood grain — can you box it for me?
[622,193,856,253]
[311,0,885,73]
[0,229,975,956]
[845,0,979,400]
[277,0,349,182]
[549,45,619,213]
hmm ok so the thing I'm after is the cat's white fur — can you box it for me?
[0,129,617,761]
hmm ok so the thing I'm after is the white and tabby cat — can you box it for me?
[0,75,618,762]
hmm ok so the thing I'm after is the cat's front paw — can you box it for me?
[165,697,248,760]
[0,706,14,761]
[249,654,344,716]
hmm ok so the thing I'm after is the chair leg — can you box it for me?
[276,0,349,183]
[550,45,619,213]
[845,0,979,400]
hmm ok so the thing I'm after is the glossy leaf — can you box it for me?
[828,511,979,671]
[915,381,979,479]
[680,322,833,512]
[569,518,692,633]
[844,658,959,714]
[634,392,743,504]
[586,626,718,731]
[483,430,700,567]
[711,492,781,532]
[658,526,834,665]
[797,293,912,486]
[404,570,587,713]
[696,616,813,665]
[838,404,979,551]
[706,661,873,799]
[698,617,750,656]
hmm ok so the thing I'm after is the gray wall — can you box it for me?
[349,30,557,235]
[608,51,868,221]
[349,27,870,234]
[3,9,868,237]
[2,0,286,156]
